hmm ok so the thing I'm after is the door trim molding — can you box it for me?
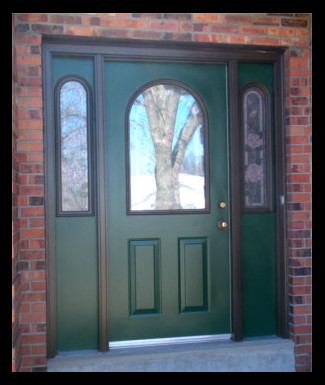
[43,36,287,357]
[94,54,109,352]
[274,56,289,338]
[228,60,243,341]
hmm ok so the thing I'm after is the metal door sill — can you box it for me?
[109,334,231,349]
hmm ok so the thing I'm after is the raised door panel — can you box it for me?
[129,239,161,316]
[179,238,208,313]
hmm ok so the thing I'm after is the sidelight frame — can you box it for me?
[240,81,273,213]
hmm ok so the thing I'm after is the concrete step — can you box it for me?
[47,336,295,372]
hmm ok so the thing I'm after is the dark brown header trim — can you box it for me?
[43,35,285,63]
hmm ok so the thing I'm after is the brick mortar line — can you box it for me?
[13,17,311,28]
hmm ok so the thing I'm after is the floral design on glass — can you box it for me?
[243,87,267,209]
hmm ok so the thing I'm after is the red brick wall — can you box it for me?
[12,15,22,372]
[284,45,312,371]
[12,13,312,372]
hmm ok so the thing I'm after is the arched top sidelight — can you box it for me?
[240,82,273,212]
[55,75,94,216]
[126,79,210,214]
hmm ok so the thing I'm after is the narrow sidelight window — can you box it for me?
[55,76,93,216]
[241,82,272,212]
[126,80,210,214]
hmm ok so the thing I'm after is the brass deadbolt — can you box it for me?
[219,201,227,209]
[217,220,228,230]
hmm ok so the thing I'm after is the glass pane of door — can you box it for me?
[127,81,209,213]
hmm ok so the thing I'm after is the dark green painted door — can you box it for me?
[104,61,230,342]
[52,55,277,352]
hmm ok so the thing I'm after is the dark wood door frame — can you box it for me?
[43,36,288,358]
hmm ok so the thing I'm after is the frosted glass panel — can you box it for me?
[242,85,271,211]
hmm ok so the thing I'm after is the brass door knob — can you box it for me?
[217,220,228,229]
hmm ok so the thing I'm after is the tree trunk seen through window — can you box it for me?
[129,83,206,211]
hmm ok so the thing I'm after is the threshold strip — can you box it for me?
[109,334,231,350]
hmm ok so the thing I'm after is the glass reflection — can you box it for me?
[129,83,206,211]
[59,80,89,212]
[243,87,266,209]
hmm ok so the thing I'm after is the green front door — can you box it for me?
[50,48,278,354]
[104,61,230,343]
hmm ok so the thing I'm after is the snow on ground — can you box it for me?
[130,173,205,210]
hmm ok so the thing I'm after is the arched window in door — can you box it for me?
[126,79,210,214]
